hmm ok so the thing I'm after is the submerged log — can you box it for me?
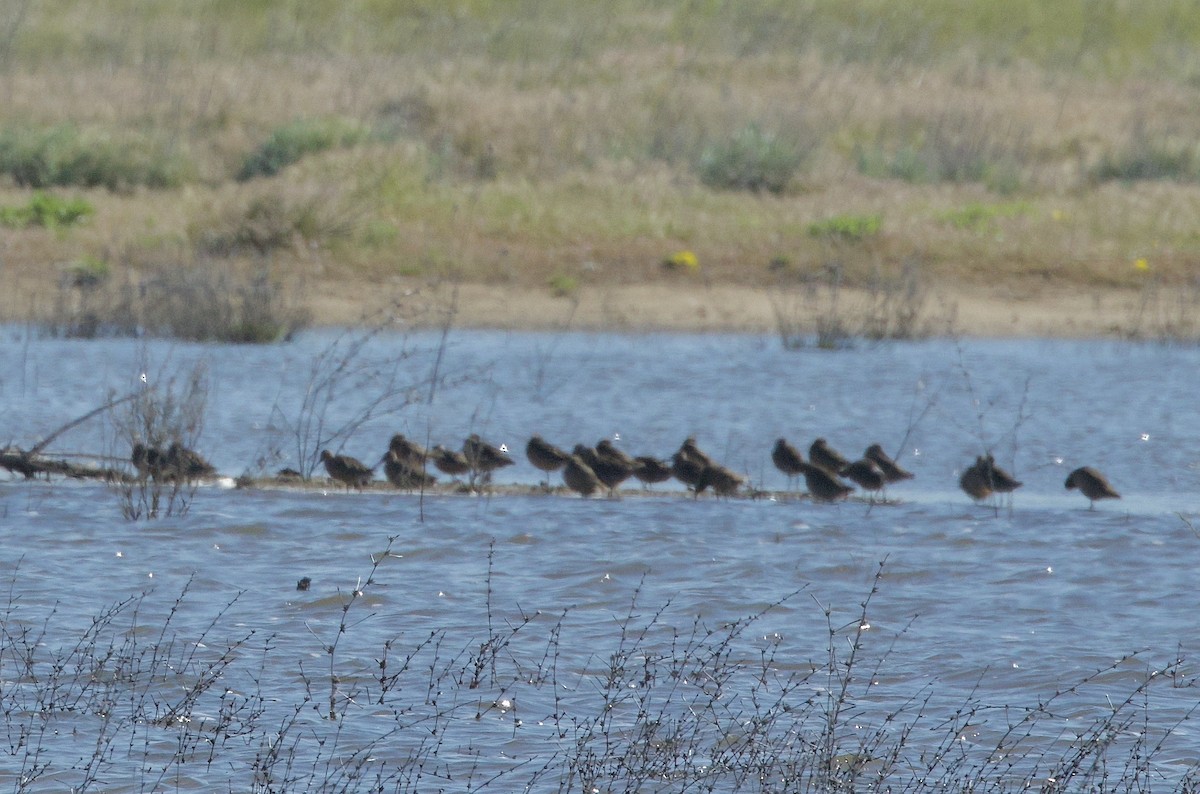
[0,447,131,482]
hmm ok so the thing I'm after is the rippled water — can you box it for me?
[1,328,1199,790]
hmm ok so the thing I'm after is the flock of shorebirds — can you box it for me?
[312,433,1122,509]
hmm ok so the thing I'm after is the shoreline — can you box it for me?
[308,280,1135,339]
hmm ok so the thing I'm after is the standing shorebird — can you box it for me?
[1065,466,1120,509]
[429,445,471,480]
[697,463,744,498]
[771,438,806,491]
[562,453,604,498]
[574,444,633,497]
[864,443,914,483]
[631,456,673,488]
[809,438,851,474]
[383,449,436,489]
[132,442,169,480]
[321,449,373,491]
[959,456,994,501]
[798,461,853,502]
[526,435,571,483]
[462,434,515,485]
[677,437,715,468]
[841,458,886,502]
[982,454,1022,506]
[165,443,217,481]
[385,434,428,470]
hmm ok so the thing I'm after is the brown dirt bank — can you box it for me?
[309,279,1141,339]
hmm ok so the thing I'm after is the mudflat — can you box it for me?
[308,278,1134,339]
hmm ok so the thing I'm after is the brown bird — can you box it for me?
[771,438,806,489]
[321,449,373,491]
[596,439,635,468]
[462,434,515,484]
[631,456,673,488]
[383,449,436,489]
[429,445,471,478]
[574,444,632,496]
[165,443,217,481]
[982,454,1022,496]
[864,443,914,483]
[526,435,571,477]
[959,456,994,501]
[677,436,715,468]
[131,442,168,480]
[562,453,604,498]
[799,461,853,502]
[697,464,744,497]
[671,450,708,493]
[809,438,850,474]
[1065,466,1120,509]
[386,434,427,470]
[842,458,885,501]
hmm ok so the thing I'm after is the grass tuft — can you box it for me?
[236,117,372,181]
[0,192,93,228]
[0,124,187,190]
[697,123,808,194]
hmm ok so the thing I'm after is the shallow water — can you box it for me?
[1,328,1199,790]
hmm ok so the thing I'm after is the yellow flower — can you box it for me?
[1134,257,1150,272]
[1051,209,1065,222]
[664,250,699,271]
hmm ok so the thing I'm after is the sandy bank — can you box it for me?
[308,280,1136,339]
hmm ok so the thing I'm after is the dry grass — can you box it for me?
[3,1,1200,326]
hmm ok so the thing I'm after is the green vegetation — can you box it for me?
[0,125,186,191]
[4,1,1200,329]
[237,117,372,181]
[938,201,1034,232]
[0,192,92,228]
[697,124,808,194]
[808,213,882,242]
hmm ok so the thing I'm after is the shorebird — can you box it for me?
[429,445,471,479]
[574,444,632,496]
[771,438,806,489]
[562,453,604,497]
[959,456,994,501]
[525,435,571,479]
[596,439,635,468]
[697,463,744,497]
[982,454,1022,504]
[131,442,168,480]
[809,438,851,474]
[321,449,372,491]
[462,434,514,484]
[165,443,217,481]
[864,443,914,483]
[631,456,673,488]
[677,436,714,468]
[842,458,886,502]
[799,461,853,502]
[1065,466,1120,509]
[386,434,427,470]
[383,449,436,489]
[671,450,708,494]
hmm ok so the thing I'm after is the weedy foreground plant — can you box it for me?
[0,555,1195,791]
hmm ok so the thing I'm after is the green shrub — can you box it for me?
[807,213,882,242]
[0,192,93,229]
[237,117,370,181]
[0,125,187,191]
[854,110,1028,191]
[547,272,579,298]
[938,201,1033,231]
[696,124,805,194]
[1093,143,1199,182]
